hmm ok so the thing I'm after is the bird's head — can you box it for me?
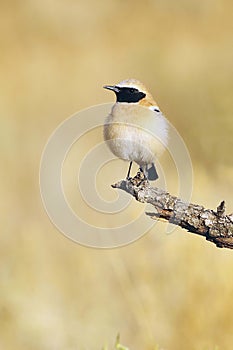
[103,79,157,107]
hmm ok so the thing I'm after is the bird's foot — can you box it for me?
[128,168,148,187]
[139,167,148,180]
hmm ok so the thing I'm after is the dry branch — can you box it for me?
[112,171,233,249]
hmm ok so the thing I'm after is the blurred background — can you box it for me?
[1,0,233,349]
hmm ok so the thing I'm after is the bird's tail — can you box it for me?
[146,163,158,181]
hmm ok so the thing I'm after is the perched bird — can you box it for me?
[103,79,168,180]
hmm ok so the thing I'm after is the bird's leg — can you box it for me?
[139,165,148,180]
[126,161,133,179]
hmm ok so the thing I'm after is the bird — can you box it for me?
[103,79,168,180]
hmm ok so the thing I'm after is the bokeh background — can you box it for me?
[1,0,233,349]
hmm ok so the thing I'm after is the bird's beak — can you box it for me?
[103,85,120,93]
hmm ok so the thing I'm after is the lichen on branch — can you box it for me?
[112,171,233,249]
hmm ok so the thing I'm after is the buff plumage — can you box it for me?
[103,79,168,180]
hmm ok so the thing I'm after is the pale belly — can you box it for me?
[104,123,165,165]
[104,103,168,165]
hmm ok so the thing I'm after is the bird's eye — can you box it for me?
[129,88,135,93]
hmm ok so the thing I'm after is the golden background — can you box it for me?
[1,1,233,349]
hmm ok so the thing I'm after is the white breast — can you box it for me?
[104,103,168,166]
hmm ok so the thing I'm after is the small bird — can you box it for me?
[103,79,168,180]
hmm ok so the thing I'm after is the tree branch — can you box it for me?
[112,171,233,249]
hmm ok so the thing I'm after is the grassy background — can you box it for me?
[1,1,233,349]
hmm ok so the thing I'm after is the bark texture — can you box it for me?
[112,171,233,249]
